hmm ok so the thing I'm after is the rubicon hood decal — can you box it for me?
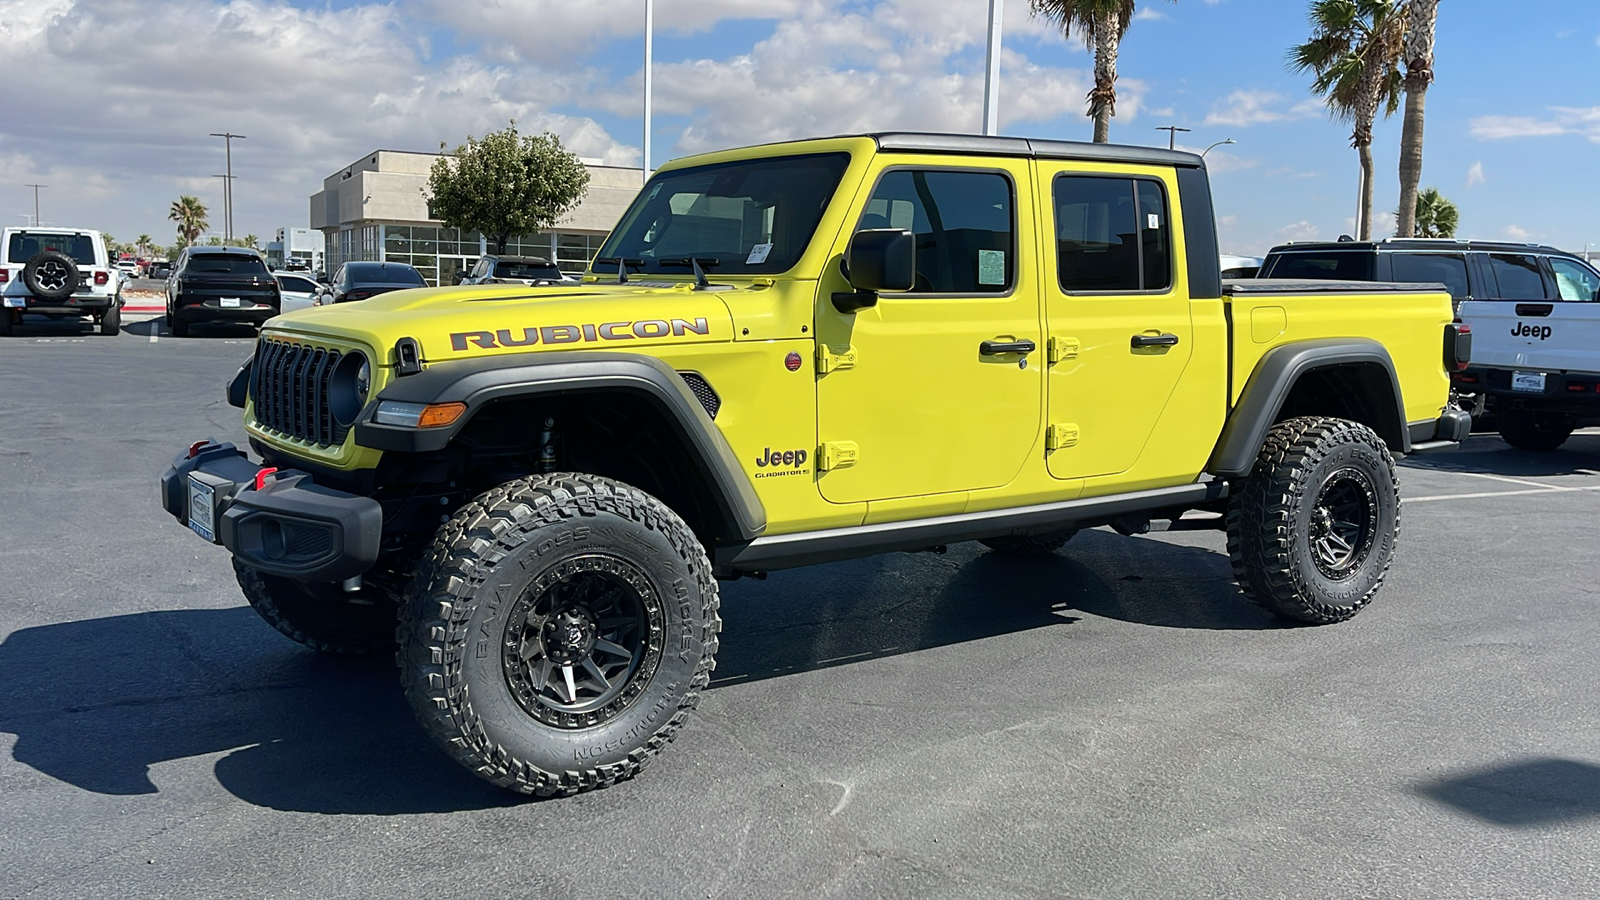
[451,317,711,351]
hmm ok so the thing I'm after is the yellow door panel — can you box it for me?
[815,157,1044,505]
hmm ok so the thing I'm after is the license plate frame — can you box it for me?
[220,297,242,308]
[1511,371,1546,394]
[187,476,217,542]
[3,296,25,308]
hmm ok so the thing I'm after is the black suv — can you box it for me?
[1259,239,1594,310]
[166,247,280,337]
[459,255,573,286]
[324,261,427,303]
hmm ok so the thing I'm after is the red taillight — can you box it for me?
[1568,383,1588,393]
[94,271,108,285]
[1451,373,1479,384]
[0,269,8,283]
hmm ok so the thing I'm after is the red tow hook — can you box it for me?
[187,440,210,459]
[253,467,279,491]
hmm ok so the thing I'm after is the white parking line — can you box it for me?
[1452,470,1566,490]
[149,325,159,343]
[1405,484,1600,503]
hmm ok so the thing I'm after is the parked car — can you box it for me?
[324,261,427,303]
[273,271,323,314]
[460,255,577,286]
[165,246,280,337]
[148,261,173,280]
[0,227,123,335]
[1220,254,1263,279]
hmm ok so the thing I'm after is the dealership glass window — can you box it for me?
[858,169,1015,294]
[1488,253,1548,300]
[1053,175,1171,293]
[557,233,603,273]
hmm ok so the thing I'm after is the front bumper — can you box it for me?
[159,441,382,581]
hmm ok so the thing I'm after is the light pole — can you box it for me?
[209,132,246,240]
[981,0,1003,136]
[24,183,45,226]
[16,213,35,225]
[1155,126,1190,149]
[643,0,653,176]
[1201,138,1235,157]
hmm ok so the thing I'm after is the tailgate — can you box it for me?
[1459,300,1600,372]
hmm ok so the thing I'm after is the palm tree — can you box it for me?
[1410,186,1457,237]
[136,233,151,257]
[1289,0,1404,240]
[1030,0,1176,143]
[168,195,208,247]
[241,233,259,251]
[1394,0,1440,238]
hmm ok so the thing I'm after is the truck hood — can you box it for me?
[263,281,739,365]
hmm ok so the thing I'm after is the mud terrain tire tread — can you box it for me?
[1226,416,1399,625]
[980,530,1079,556]
[234,560,397,653]
[398,472,721,797]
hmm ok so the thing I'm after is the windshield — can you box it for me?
[187,255,268,275]
[348,263,425,284]
[8,232,97,265]
[495,260,563,280]
[593,152,851,277]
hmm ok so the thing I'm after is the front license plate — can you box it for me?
[220,297,242,308]
[3,296,24,308]
[1511,371,1546,393]
[187,476,217,542]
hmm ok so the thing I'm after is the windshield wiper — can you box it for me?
[659,257,720,289]
[593,256,645,284]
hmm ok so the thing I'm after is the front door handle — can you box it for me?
[1131,332,1180,349]
[981,338,1037,355]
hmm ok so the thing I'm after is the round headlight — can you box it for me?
[329,352,370,427]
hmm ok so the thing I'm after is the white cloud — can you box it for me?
[1134,8,1167,20]
[1470,107,1600,143]
[1466,161,1485,187]
[1278,221,1320,242]
[1502,224,1532,241]
[1204,90,1320,127]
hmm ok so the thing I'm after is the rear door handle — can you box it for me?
[980,339,1037,355]
[1131,332,1180,348]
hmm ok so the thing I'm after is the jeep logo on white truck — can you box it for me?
[1511,322,1553,340]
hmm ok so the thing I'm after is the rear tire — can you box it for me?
[234,560,397,653]
[980,530,1079,556]
[171,318,190,337]
[1226,416,1399,625]
[399,473,720,796]
[0,308,13,336]
[1497,408,1573,451]
[99,303,120,336]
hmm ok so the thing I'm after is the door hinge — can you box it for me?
[1048,337,1080,364]
[1046,424,1079,450]
[817,441,859,472]
[816,343,856,374]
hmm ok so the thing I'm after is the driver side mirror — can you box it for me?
[834,228,914,313]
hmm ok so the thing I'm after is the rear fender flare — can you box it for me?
[1208,338,1408,477]
[354,351,766,541]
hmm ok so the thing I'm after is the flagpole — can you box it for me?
[643,0,654,175]
[982,0,1003,135]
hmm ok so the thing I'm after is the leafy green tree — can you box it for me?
[1408,186,1457,237]
[1394,0,1440,238]
[426,123,591,254]
[1289,0,1404,240]
[1031,0,1176,143]
[168,195,209,247]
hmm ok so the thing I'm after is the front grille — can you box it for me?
[679,371,720,419]
[252,339,348,446]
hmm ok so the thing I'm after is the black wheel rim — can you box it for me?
[502,554,664,730]
[1309,467,1379,579]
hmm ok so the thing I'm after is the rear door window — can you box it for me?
[1549,257,1600,302]
[1052,176,1173,292]
[1264,251,1376,281]
[1487,253,1549,300]
[1389,253,1470,300]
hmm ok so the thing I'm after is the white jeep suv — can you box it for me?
[0,227,123,335]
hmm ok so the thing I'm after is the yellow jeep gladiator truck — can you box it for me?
[160,133,1471,796]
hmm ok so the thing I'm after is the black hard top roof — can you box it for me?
[1266,239,1572,255]
[187,246,262,256]
[866,132,1205,169]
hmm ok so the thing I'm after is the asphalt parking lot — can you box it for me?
[5,316,1600,899]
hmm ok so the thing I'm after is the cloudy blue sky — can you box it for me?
[2,0,1596,255]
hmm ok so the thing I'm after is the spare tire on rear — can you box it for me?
[23,250,80,301]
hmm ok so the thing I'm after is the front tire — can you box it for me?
[399,473,721,796]
[234,560,398,653]
[1226,417,1399,625]
[1497,408,1573,451]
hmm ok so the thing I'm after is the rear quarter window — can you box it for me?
[1389,253,1470,300]
[1264,252,1376,281]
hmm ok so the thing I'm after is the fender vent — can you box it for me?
[679,371,720,419]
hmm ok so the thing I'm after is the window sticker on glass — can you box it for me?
[978,249,1006,285]
[745,242,773,265]
[1147,213,1161,230]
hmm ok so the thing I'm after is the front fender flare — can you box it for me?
[354,351,766,540]
[1208,338,1408,477]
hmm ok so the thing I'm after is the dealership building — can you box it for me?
[310,150,643,285]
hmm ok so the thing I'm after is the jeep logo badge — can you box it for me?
[1511,322,1553,341]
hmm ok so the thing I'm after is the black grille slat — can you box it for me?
[251,338,350,447]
